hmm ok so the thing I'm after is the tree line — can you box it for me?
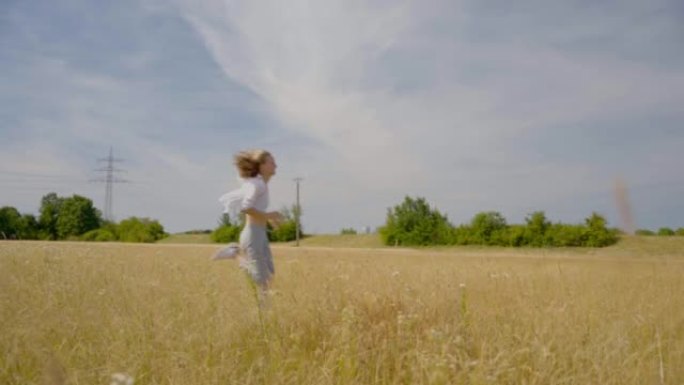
[0,193,166,243]
[379,196,622,247]
[635,228,684,236]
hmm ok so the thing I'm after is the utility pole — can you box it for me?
[294,177,303,246]
[91,147,127,222]
[614,178,635,235]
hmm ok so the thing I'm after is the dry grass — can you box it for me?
[1,240,683,384]
[157,233,212,244]
[283,234,385,248]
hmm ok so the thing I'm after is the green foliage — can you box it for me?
[211,207,303,244]
[6,193,168,243]
[469,211,508,245]
[524,211,551,246]
[38,193,64,240]
[544,224,587,247]
[211,213,242,243]
[268,206,301,242]
[211,225,241,243]
[0,206,21,239]
[451,225,473,245]
[340,228,357,235]
[505,225,528,247]
[56,195,102,239]
[635,229,655,236]
[117,217,167,243]
[183,229,212,234]
[20,214,39,240]
[657,227,675,236]
[269,220,298,242]
[81,229,117,242]
[37,193,101,239]
[378,196,619,248]
[676,228,684,236]
[380,196,452,246]
[0,207,40,240]
[581,212,617,247]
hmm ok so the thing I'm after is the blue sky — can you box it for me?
[1,0,683,233]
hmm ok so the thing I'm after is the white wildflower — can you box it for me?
[111,373,134,385]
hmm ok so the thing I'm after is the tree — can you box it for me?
[0,206,22,239]
[39,193,64,240]
[0,207,39,240]
[56,195,102,239]
[380,196,451,246]
[469,211,508,245]
[525,211,551,246]
[19,214,39,240]
[583,212,618,247]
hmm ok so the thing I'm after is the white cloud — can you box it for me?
[2,0,683,232]
[176,0,684,231]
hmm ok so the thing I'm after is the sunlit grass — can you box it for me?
[1,240,683,384]
[156,233,212,244]
[285,234,385,248]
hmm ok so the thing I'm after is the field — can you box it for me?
[1,237,684,384]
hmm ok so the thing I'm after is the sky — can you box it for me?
[1,0,683,234]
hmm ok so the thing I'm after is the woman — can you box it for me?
[216,149,283,295]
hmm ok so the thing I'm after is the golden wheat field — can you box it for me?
[1,238,684,385]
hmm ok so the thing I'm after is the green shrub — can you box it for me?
[269,220,299,242]
[676,228,684,236]
[583,212,619,247]
[340,228,357,235]
[545,224,586,247]
[117,217,167,243]
[451,225,472,245]
[657,227,675,236]
[82,229,117,242]
[505,225,527,247]
[211,225,241,243]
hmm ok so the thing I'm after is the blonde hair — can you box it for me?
[233,149,272,178]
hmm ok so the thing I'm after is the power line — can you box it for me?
[0,171,81,179]
[90,147,128,221]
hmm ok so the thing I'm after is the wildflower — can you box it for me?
[111,373,134,385]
